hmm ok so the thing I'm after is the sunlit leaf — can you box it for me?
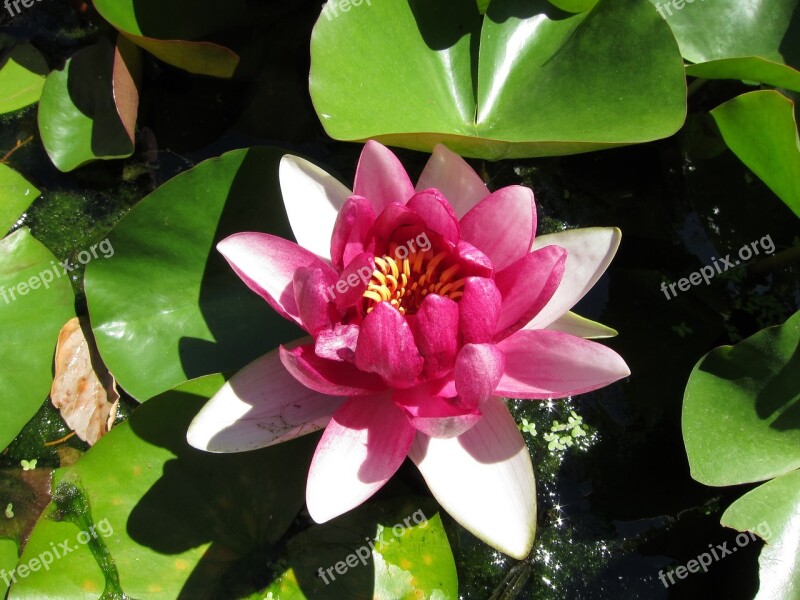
[0,165,39,234]
[85,147,303,401]
[683,310,800,486]
[0,43,48,115]
[310,0,686,159]
[711,91,800,218]
[10,375,317,599]
[722,470,800,600]
[0,228,74,451]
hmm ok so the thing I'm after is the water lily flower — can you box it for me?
[188,141,630,559]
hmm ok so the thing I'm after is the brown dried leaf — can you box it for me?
[50,317,119,445]
[112,34,142,146]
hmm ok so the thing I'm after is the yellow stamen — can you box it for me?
[362,244,464,315]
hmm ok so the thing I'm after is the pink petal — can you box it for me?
[459,277,502,344]
[370,203,424,249]
[495,329,630,399]
[280,342,386,396]
[218,233,337,326]
[526,227,621,330]
[416,144,489,218]
[395,386,482,439]
[454,343,505,408]
[354,140,415,213]
[405,189,460,244]
[331,253,375,310]
[330,196,376,271]
[456,240,494,278]
[408,294,459,380]
[459,186,536,272]
[279,155,351,262]
[293,267,338,336]
[306,393,416,523]
[355,302,424,388]
[315,323,360,362]
[187,347,345,452]
[409,397,536,559]
[494,246,567,339]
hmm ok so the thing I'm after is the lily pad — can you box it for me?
[37,36,142,173]
[0,165,39,234]
[259,497,458,599]
[0,43,48,115]
[547,0,599,12]
[0,538,18,598]
[310,0,686,159]
[683,310,800,487]
[84,147,302,401]
[92,0,246,78]
[711,90,800,218]
[722,469,800,600]
[686,58,800,93]
[0,228,75,451]
[9,375,318,599]
[650,0,800,65]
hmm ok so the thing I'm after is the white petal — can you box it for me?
[279,155,352,261]
[409,397,536,559]
[543,311,618,339]
[527,227,621,330]
[416,144,489,219]
[187,347,344,452]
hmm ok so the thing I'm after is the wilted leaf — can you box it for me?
[50,317,120,446]
[0,469,53,548]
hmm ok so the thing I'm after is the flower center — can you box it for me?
[362,247,465,315]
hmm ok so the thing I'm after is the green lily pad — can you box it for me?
[310,0,686,159]
[9,375,318,599]
[722,469,800,600]
[0,228,74,451]
[711,90,800,219]
[547,0,599,12]
[84,147,302,401]
[683,310,800,487]
[0,43,48,115]
[0,538,18,598]
[37,37,142,173]
[92,0,245,78]
[259,497,457,599]
[650,0,800,65]
[0,165,39,234]
[686,58,800,93]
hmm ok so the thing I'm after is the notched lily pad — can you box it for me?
[310,0,686,159]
